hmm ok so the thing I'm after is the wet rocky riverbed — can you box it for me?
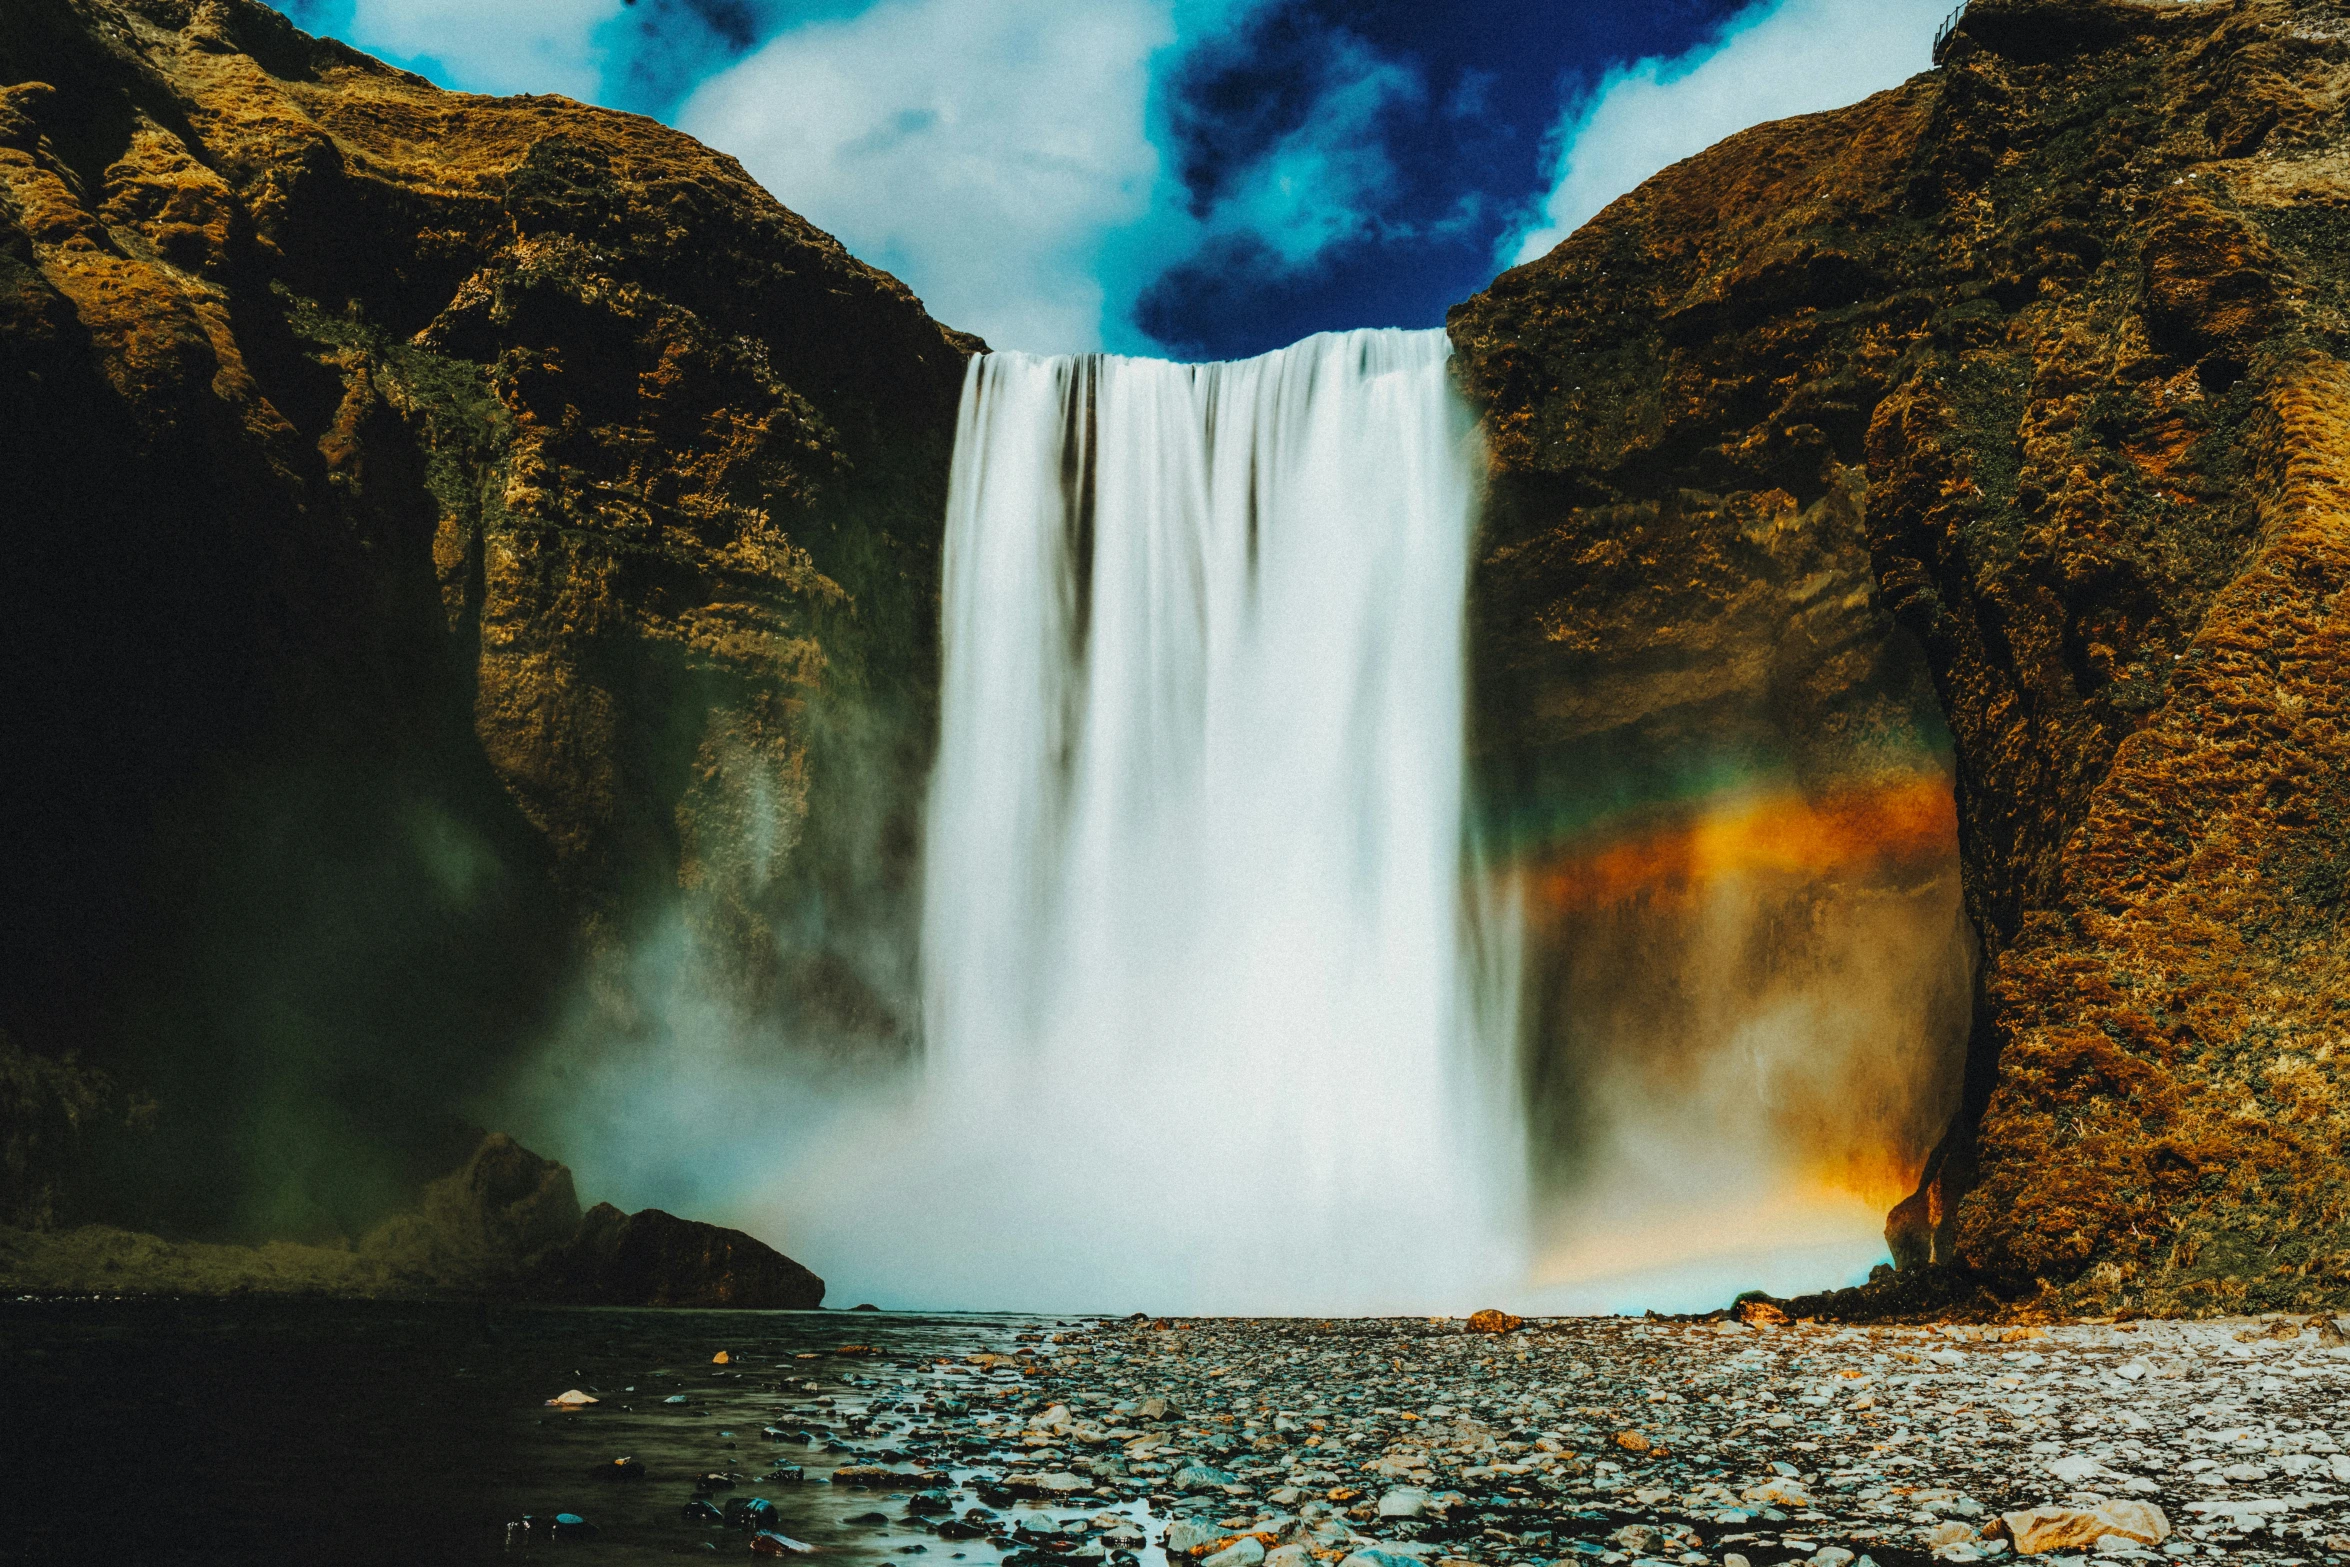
[763,1311,2350,1567]
[9,1302,2350,1565]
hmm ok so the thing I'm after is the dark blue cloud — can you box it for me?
[607,0,770,116]
[1137,0,1752,359]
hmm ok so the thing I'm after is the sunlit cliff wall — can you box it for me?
[1455,0,2350,1315]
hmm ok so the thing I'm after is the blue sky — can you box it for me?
[278,0,1949,357]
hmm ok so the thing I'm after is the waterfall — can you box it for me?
[909,327,1526,1313]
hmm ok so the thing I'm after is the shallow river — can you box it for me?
[0,1298,1098,1564]
[9,1301,2344,1567]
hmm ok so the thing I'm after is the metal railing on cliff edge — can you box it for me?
[1932,1,1970,63]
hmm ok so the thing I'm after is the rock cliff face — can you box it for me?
[1454,0,2350,1314]
[0,0,973,1239]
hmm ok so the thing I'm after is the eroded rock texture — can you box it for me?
[0,0,973,1239]
[1454,0,2350,1314]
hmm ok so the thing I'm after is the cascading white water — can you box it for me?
[903,327,1526,1313]
[519,325,1954,1314]
[535,328,1944,1313]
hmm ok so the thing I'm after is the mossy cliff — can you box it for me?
[0,0,974,1240]
[1454,0,2350,1315]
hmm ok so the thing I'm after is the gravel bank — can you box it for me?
[719,1312,2350,1567]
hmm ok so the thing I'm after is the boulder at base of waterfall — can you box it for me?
[553,1203,825,1309]
[1996,1503,2171,1554]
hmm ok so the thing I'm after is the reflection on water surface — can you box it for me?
[2,1299,1153,1565]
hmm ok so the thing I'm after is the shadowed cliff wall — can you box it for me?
[0,0,974,1240]
[1455,0,2350,1315]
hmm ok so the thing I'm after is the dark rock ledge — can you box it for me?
[0,1132,826,1308]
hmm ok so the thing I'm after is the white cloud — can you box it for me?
[341,0,625,100]
[1504,0,1948,268]
[677,0,1177,352]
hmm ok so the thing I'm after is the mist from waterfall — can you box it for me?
[506,324,1971,1315]
[856,328,1526,1312]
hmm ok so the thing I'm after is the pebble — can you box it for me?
[752,1530,818,1555]
[1203,1536,1267,1567]
[1999,1500,2171,1554]
[1167,1519,1220,1553]
[1177,1464,1239,1492]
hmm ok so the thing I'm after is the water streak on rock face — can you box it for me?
[912,329,1524,1311]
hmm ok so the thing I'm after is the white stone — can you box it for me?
[1166,1520,1218,1554]
[1202,1538,1266,1567]
[2000,1502,2171,1554]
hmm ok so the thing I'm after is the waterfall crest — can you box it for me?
[913,328,1525,1312]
